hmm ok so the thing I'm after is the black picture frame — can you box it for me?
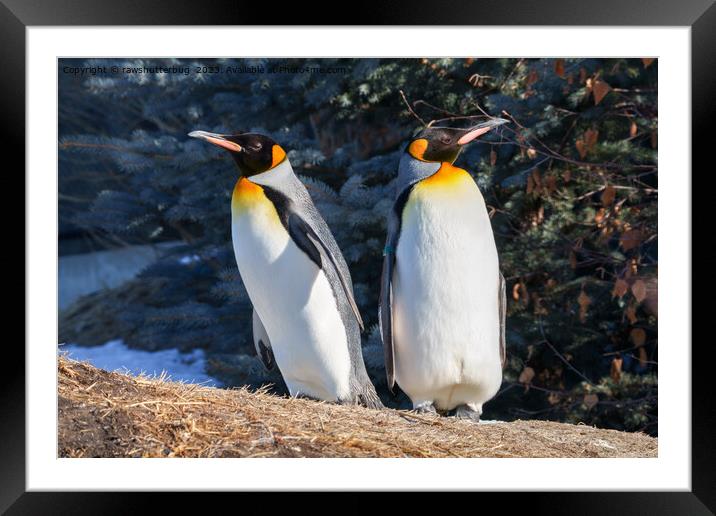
[5,0,711,511]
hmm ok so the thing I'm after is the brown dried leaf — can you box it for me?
[642,58,655,68]
[594,208,606,225]
[527,147,538,159]
[569,250,577,269]
[578,290,591,322]
[545,175,557,195]
[519,366,535,384]
[610,356,623,382]
[620,229,643,251]
[532,169,542,189]
[554,58,565,78]
[598,225,614,243]
[630,121,638,138]
[584,129,599,151]
[651,130,657,149]
[490,148,497,166]
[519,280,530,307]
[630,328,646,347]
[601,185,616,206]
[592,79,612,105]
[612,279,629,298]
[575,139,587,159]
[584,393,599,410]
[631,279,647,303]
[512,282,521,302]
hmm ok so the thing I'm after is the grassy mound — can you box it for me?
[58,356,657,458]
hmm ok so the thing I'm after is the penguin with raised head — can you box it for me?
[379,118,508,420]
[189,130,381,408]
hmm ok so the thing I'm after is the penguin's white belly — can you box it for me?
[230,179,351,401]
[393,167,502,411]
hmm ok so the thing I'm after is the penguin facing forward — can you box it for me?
[379,118,509,420]
[189,130,382,409]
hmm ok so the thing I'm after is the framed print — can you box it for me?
[5,0,712,511]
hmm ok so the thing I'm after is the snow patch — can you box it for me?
[60,339,220,387]
[178,254,201,265]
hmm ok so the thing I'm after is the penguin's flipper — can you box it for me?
[287,213,365,331]
[499,271,507,369]
[379,188,411,392]
[379,245,396,391]
[252,307,275,371]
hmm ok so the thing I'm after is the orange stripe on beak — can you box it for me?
[457,118,509,145]
[457,126,494,145]
[188,130,242,152]
[203,136,242,152]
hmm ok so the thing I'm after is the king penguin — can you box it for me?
[379,118,509,420]
[189,130,382,408]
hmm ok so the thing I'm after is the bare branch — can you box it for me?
[398,90,427,127]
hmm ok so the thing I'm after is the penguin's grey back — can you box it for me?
[251,161,381,408]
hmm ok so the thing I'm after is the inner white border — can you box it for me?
[27,27,690,491]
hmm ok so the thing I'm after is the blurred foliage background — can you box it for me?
[58,58,658,435]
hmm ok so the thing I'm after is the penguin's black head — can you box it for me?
[188,130,287,176]
[406,118,508,163]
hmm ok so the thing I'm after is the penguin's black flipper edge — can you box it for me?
[287,213,365,331]
[379,187,412,392]
[379,249,396,391]
[499,271,507,369]
[252,307,275,371]
[258,339,275,370]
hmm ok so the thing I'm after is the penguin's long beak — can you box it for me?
[457,118,509,145]
[188,130,243,152]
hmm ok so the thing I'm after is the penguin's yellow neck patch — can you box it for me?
[417,162,472,190]
[271,144,287,169]
[408,138,429,161]
[231,177,283,227]
[232,177,268,214]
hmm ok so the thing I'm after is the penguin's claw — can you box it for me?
[454,405,482,422]
[294,392,320,403]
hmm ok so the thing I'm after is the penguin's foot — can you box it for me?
[293,392,321,402]
[356,389,384,410]
[336,393,382,410]
[412,400,437,414]
[454,404,482,422]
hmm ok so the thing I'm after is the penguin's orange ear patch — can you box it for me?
[408,138,429,161]
[271,145,287,168]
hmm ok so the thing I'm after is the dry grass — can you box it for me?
[58,355,657,458]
